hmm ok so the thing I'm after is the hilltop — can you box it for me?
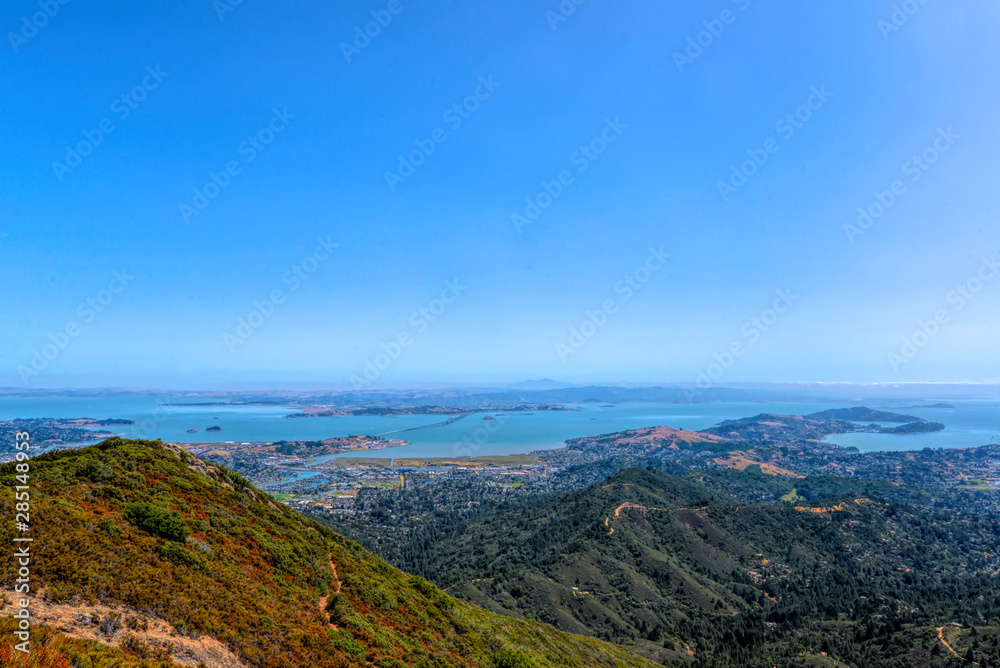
[701,409,943,442]
[0,439,656,668]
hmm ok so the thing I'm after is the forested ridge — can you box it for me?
[322,467,1000,666]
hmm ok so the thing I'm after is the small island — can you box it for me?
[878,421,945,434]
[807,407,924,423]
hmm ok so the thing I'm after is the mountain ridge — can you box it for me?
[332,467,1000,666]
[0,438,657,668]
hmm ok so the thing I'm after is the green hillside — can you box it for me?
[347,467,1000,666]
[0,439,657,668]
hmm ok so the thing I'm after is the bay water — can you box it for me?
[1,393,997,457]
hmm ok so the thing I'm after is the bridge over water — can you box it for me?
[374,412,472,436]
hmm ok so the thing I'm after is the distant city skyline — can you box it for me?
[3,1,999,388]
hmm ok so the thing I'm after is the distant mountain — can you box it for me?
[508,379,576,390]
[0,439,656,667]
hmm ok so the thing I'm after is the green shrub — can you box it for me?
[158,542,207,570]
[97,517,123,537]
[378,658,407,668]
[75,459,113,482]
[493,649,535,668]
[256,534,296,571]
[98,485,126,503]
[328,629,366,660]
[114,471,145,490]
[123,503,190,542]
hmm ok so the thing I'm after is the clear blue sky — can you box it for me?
[2,0,999,389]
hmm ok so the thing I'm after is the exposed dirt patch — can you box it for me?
[712,453,803,478]
[0,590,246,668]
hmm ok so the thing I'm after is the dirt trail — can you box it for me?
[937,626,977,665]
[614,502,666,517]
[330,559,341,593]
[318,557,343,626]
[605,503,666,534]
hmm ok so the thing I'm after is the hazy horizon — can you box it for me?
[5,379,1000,397]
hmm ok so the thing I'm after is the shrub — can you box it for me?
[121,634,172,661]
[378,659,407,668]
[98,612,122,637]
[123,503,190,542]
[74,460,113,483]
[493,649,535,668]
[97,485,126,503]
[255,533,297,573]
[114,472,145,490]
[158,542,207,571]
[97,518,123,537]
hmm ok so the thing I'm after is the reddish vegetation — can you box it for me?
[0,642,73,668]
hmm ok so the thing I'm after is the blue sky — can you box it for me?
[1,0,999,389]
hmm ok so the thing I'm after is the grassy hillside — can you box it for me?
[350,467,1000,666]
[0,439,657,668]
